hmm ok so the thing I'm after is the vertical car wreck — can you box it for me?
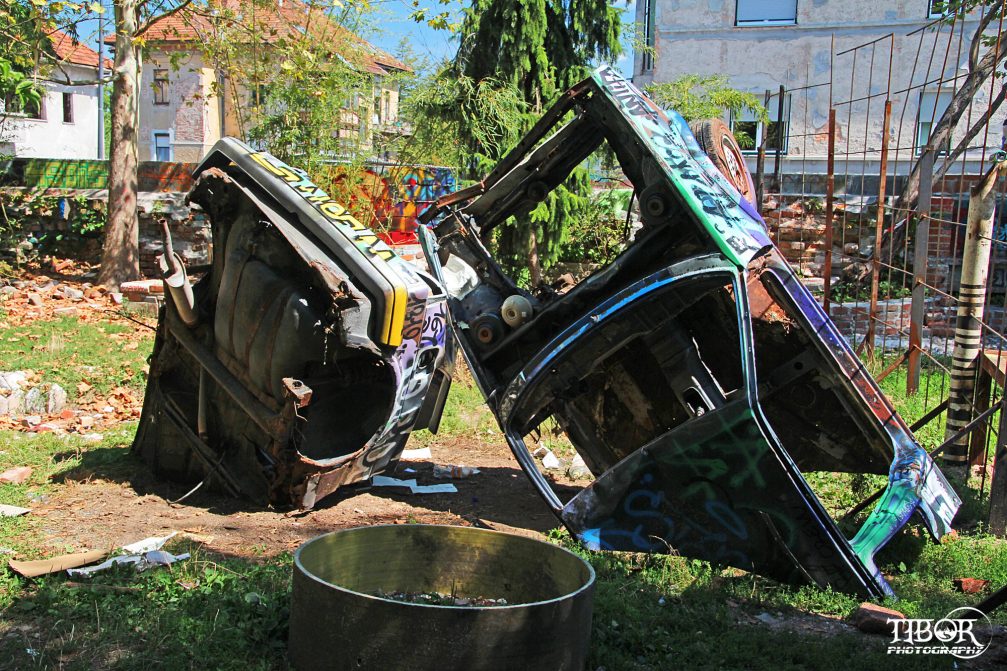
[420,66,960,598]
[134,138,452,509]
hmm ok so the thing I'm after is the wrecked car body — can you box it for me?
[421,65,960,598]
[134,138,452,509]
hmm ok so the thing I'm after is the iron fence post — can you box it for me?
[908,148,934,396]
[866,100,892,354]
[823,109,836,315]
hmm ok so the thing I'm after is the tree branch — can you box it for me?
[135,0,195,36]
[934,83,1007,183]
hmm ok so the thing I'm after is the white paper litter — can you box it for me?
[400,447,432,460]
[0,504,30,517]
[541,450,561,470]
[122,532,177,554]
[66,550,190,577]
[371,475,457,495]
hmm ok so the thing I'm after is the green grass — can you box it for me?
[0,546,291,670]
[0,314,1001,669]
[0,316,153,396]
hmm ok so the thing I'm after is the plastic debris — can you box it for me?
[432,464,480,479]
[541,450,561,470]
[371,475,457,495]
[567,454,591,480]
[66,550,190,577]
[122,532,177,554]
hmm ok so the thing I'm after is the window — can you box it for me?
[153,69,169,105]
[641,0,656,71]
[3,93,44,120]
[928,0,949,18]
[153,131,172,161]
[736,0,798,25]
[255,84,267,106]
[731,94,790,154]
[62,92,73,123]
[916,90,953,155]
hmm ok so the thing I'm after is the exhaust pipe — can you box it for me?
[157,219,199,328]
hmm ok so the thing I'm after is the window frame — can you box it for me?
[735,0,798,26]
[153,69,169,106]
[731,93,791,155]
[928,0,949,19]
[4,92,45,120]
[61,91,73,124]
[915,89,953,156]
[152,130,173,162]
[641,0,656,72]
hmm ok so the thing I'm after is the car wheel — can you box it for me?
[689,118,757,206]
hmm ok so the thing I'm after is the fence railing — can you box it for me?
[750,9,1007,530]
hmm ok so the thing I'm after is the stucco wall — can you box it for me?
[138,48,218,163]
[2,64,101,159]
[636,0,1007,177]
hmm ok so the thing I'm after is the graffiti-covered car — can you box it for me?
[420,66,960,598]
[134,138,453,509]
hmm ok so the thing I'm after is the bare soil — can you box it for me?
[34,434,562,559]
[0,259,565,558]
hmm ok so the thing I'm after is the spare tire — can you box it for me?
[689,118,757,206]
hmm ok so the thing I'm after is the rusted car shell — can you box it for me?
[421,66,959,597]
[133,138,453,508]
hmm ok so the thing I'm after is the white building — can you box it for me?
[634,0,1006,180]
[1,30,106,159]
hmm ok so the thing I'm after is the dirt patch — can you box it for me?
[31,434,560,560]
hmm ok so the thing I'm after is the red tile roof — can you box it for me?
[49,29,111,69]
[104,0,408,75]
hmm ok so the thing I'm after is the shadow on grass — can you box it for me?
[47,446,277,517]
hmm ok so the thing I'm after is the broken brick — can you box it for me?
[851,602,905,636]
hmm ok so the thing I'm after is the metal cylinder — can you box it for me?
[289,525,595,671]
[501,295,533,328]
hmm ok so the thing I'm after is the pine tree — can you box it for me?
[451,0,622,284]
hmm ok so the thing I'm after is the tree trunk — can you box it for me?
[98,0,141,288]
[528,227,543,286]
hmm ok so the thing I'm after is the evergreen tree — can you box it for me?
[449,0,622,284]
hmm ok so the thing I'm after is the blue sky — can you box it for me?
[73,0,635,77]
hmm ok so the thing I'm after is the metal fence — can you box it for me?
[753,8,1007,528]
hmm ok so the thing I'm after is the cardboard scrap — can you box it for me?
[9,549,108,578]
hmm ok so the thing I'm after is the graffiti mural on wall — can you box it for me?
[363,166,457,244]
[0,158,197,192]
[1,159,455,227]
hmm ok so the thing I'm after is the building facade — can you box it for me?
[113,0,409,164]
[1,31,106,159]
[634,0,1006,180]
